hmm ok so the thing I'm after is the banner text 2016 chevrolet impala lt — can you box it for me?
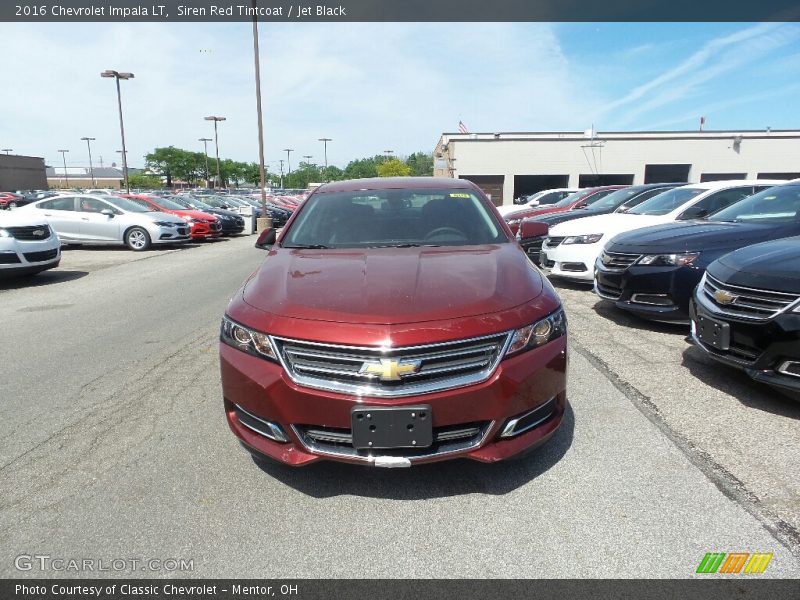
[219,178,567,467]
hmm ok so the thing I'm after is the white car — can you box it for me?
[0,209,61,277]
[539,180,782,282]
[19,194,190,251]
[498,188,582,216]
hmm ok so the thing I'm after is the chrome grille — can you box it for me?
[5,225,51,240]
[273,332,512,398]
[293,421,492,462]
[700,273,800,322]
[599,251,641,270]
[544,236,566,247]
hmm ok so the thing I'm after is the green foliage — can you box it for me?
[405,152,434,176]
[377,159,412,177]
[127,173,162,188]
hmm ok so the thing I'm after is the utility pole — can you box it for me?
[58,149,70,188]
[81,137,96,186]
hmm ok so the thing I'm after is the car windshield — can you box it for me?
[587,187,644,211]
[708,185,800,223]
[553,191,587,208]
[282,188,507,249]
[106,197,155,213]
[627,187,706,216]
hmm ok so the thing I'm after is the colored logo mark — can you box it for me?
[696,552,773,574]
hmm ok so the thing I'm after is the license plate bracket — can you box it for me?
[351,405,433,449]
[696,312,731,350]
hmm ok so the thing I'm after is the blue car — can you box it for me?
[594,181,800,322]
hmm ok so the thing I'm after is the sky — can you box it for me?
[1,21,799,170]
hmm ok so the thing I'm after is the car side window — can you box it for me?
[79,197,110,213]
[680,188,750,219]
[39,197,76,211]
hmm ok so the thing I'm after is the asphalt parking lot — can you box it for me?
[1,236,798,578]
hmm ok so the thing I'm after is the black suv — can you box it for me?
[690,235,800,395]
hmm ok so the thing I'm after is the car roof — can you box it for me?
[315,177,476,194]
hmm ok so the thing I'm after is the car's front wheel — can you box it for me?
[8,201,17,208]
[125,227,151,251]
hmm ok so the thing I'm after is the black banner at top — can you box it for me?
[3,0,800,22]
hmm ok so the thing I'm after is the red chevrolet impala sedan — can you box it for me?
[220,177,567,467]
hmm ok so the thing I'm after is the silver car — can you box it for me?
[0,210,61,277]
[19,194,190,251]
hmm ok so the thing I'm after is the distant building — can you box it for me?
[45,166,141,189]
[434,129,800,206]
[0,154,47,191]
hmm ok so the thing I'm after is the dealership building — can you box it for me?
[0,154,47,191]
[433,129,800,206]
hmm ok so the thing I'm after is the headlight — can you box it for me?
[637,253,699,267]
[563,234,603,245]
[153,221,176,227]
[507,219,522,226]
[220,315,278,362]
[506,308,567,356]
[0,228,10,238]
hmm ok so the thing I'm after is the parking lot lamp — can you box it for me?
[318,138,331,181]
[199,138,212,186]
[279,159,285,190]
[58,149,69,188]
[1,149,12,155]
[204,116,226,188]
[100,70,134,193]
[81,137,96,186]
[283,148,293,174]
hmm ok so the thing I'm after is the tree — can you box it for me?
[285,162,324,189]
[405,152,434,176]
[343,156,381,180]
[145,146,204,186]
[377,159,412,177]
[127,173,161,188]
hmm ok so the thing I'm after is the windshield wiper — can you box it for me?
[283,244,330,249]
[368,243,442,248]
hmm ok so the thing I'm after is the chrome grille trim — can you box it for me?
[302,425,482,445]
[698,273,800,322]
[291,421,495,464]
[272,332,513,398]
[599,251,641,271]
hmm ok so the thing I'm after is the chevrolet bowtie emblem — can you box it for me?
[359,358,421,381]
[602,254,613,265]
[32,229,45,237]
[713,289,737,305]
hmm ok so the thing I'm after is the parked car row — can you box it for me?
[516,179,800,396]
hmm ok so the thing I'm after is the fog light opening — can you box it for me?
[777,360,800,379]
[234,404,289,443]
[499,396,557,438]
[630,293,674,306]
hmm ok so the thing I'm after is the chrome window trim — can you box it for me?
[271,332,514,398]
[290,421,495,464]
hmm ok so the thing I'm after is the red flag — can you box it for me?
[458,120,469,134]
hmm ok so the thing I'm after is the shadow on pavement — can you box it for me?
[681,345,800,416]
[589,296,688,336]
[251,402,576,499]
[0,270,88,289]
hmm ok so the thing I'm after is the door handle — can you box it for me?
[44,213,52,216]
[81,217,90,221]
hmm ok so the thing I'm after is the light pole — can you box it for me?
[302,155,313,163]
[204,115,226,188]
[278,159,285,190]
[251,0,269,225]
[58,149,69,188]
[81,137,96,186]
[318,137,331,181]
[100,70,134,193]
[384,150,394,160]
[199,137,212,186]
[1,149,12,155]
[283,148,293,174]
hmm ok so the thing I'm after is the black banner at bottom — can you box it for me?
[2,580,800,600]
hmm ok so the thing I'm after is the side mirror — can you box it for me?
[100,208,115,218]
[679,206,708,220]
[518,219,549,240]
[255,227,276,250]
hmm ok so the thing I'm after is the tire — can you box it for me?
[125,227,151,251]
[8,201,18,209]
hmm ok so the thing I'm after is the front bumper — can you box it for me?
[689,296,800,395]
[0,234,61,275]
[189,221,223,239]
[539,242,600,282]
[594,262,703,322]
[220,336,567,466]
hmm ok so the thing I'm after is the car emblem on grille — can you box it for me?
[32,229,45,237]
[359,358,422,381]
[602,253,613,265]
[713,289,738,305]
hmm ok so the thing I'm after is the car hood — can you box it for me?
[606,221,795,253]
[204,208,240,218]
[0,210,51,227]
[506,205,569,221]
[549,213,664,237]
[529,206,612,226]
[167,209,217,221]
[141,211,187,225]
[709,235,800,293]
[243,244,544,324]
